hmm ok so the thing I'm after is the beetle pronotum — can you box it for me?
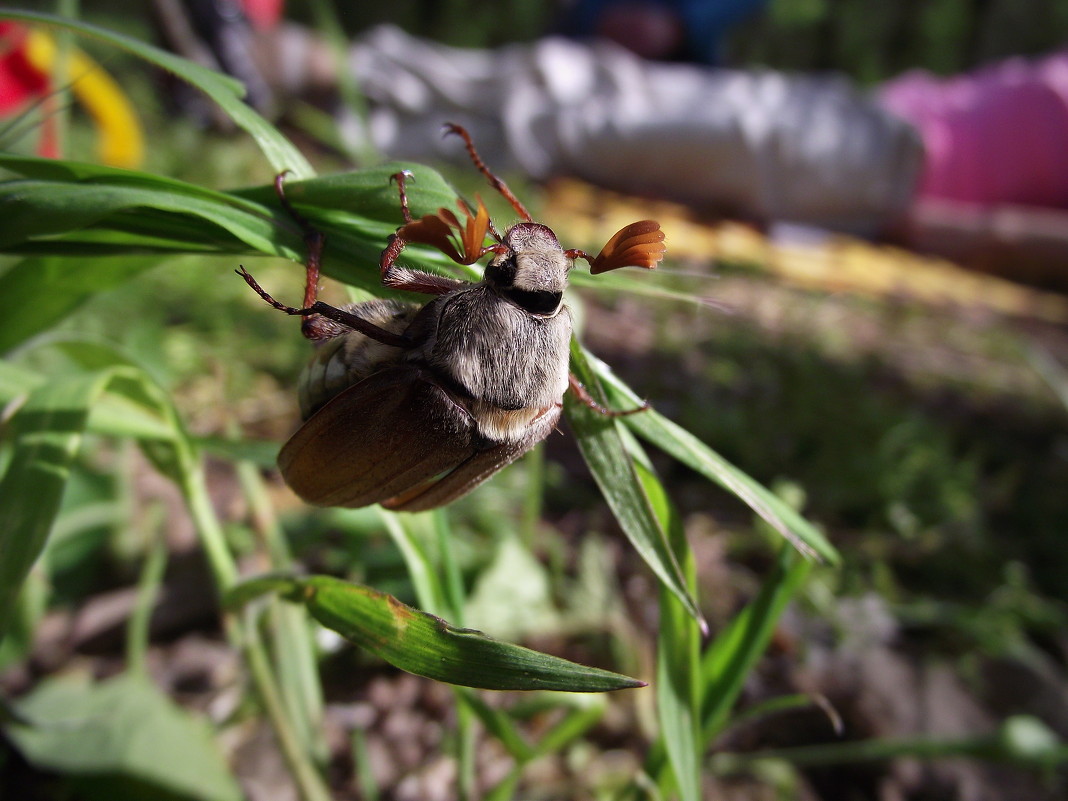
[239,123,666,510]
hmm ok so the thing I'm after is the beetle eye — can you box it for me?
[485,253,517,287]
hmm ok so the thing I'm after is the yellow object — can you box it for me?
[23,28,144,168]
[546,179,1068,324]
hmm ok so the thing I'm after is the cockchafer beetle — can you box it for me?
[238,123,666,511]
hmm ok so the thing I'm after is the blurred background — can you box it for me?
[3,1,1068,800]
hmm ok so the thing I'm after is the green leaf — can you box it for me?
[456,690,535,761]
[232,162,460,224]
[639,462,703,801]
[529,696,607,757]
[0,340,198,638]
[0,254,162,355]
[464,538,561,640]
[227,574,645,692]
[0,177,295,256]
[0,359,45,400]
[565,340,705,628]
[377,509,448,617]
[0,367,138,636]
[192,434,280,468]
[0,10,313,178]
[0,157,468,299]
[701,546,812,740]
[4,672,243,801]
[591,355,840,564]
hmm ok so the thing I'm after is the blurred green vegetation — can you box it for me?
[739,0,1068,82]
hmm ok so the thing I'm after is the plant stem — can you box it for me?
[181,455,332,801]
[237,460,328,762]
[125,509,167,678]
[242,615,334,801]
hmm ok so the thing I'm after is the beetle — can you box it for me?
[238,123,666,511]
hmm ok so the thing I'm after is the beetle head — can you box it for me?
[484,222,571,316]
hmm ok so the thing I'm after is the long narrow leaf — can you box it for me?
[456,690,535,761]
[0,158,467,296]
[0,179,295,255]
[639,462,702,801]
[232,163,459,224]
[591,355,839,564]
[566,340,705,628]
[0,255,162,355]
[0,336,224,638]
[227,575,645,693]
[0,364,175,636]
[701,546,811,740]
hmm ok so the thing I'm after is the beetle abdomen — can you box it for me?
[298,299,419,419]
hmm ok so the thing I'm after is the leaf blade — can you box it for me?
[701,546,812,740]
[228,574,645,693]
[590,355,840,564]
[639,462,702,801]
[5,673,243,801]
[566,341,705,627]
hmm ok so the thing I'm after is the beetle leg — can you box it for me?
[379,233,469,295]
[568,373,650,417]
[272,171,337,340]
[442,122,533,223]
[236,267,412,348]
[381,171,470,296]
[390,169,416,224]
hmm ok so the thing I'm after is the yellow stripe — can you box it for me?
[24,28,144,168]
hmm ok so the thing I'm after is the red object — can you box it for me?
[0,21,58,157]
[0,22,50,113]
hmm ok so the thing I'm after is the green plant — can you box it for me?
[0,10,838,800]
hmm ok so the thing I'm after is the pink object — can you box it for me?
[241,0,284,30]
[878,52,1068,209]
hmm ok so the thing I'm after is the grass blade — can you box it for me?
[701,546,811,741]
[0,366,154,637]
[591,354,839,564]
[0,254,163,355]
[638,462,702,801]
[0,157,466,295]
[0,178,295,256]
[227,574,646,693]
[566,340,705,629]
